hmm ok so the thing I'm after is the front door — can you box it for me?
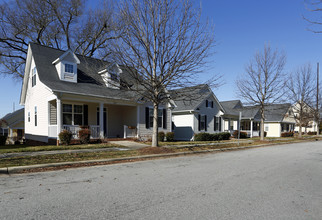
[97,108,107,137]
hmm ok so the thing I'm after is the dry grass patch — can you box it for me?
[138,147,175,155]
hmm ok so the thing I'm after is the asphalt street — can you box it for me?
[0,141,321,219]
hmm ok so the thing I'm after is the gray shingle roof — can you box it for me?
[220,100,243,116]
[170,84,213,112]
[30,43,138,101]
[264,103,292,122]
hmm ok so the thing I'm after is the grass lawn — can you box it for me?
[0,143,124,154]
[0,136,320,169]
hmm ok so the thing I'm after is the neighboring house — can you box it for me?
[171,85,225,141]
[220,101,296,138]
[292,102,318,133]
[0,108,25,144]
[262,104,296,137]
[220,100,261,137]
[20,43,173,143]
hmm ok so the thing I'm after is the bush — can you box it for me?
[232,130,248,139]
[194,133,212,141]
[58,130,72,145]
[158,131,165,142]
[281,131,294,137]
[0,134,7,145]
[78,128,91,144]
[217,132,231,140]
[307,131,317,135]
[165,132,175,142]
[194,132,231,141]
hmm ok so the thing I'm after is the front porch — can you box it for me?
[48,98,139,141]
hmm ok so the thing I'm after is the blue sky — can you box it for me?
[0,0,321,118]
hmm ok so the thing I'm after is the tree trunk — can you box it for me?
[260,117,265,141]
[151,103,159,147]
[299,124,302,138]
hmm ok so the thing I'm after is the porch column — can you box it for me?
[57,98,62,144]
[99,102,104,138]
[136,105,140,138]
[250,120,253,138]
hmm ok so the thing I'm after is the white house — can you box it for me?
[292,101,318,133]
[20,43,173,144]
[171,85,226,140]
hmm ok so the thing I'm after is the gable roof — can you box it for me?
[170,84,224,112]
[220,100,243,116]
[20,43,139,104]
[264,103,293,122]
[1,108,24,128]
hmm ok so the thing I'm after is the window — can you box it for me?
[63,104,83,125]
[63,104,72,125]
[265,126,269,132]
[34,106,37,126]
[32,67,37,87]
[74,105,83,125]
[147,108,164,128]
[28,112,30,122]
[65,64,74,73]
[110,72,118,81]
[200,115,206,130]
[214,116,221,131]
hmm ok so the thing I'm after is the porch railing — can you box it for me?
[62,125,100,139]
[124,125,137,139]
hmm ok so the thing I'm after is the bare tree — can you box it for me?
[285,64,315,138]
[236,45,286,141]
[0,0,120,79]
[112,0,216,147]
[303,0,322,33]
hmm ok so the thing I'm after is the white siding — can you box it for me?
[24,57,53,142]
[265,122,281,137]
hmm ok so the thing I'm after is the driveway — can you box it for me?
[0,141,321,219]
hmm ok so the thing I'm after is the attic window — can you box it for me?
[32,67,37,87]
[65,64,74,73]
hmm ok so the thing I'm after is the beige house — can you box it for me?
[0,108,24,144]
[20,43,173,143]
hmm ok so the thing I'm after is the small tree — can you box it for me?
[113,0,216,146]
[285,64,315,138]
[236,45,286,141]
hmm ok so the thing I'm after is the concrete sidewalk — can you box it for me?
[0,141,150,159]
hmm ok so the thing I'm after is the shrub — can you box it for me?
[217,132,231,140]
[194,133,213,141]
[307,131,317,135]
[0,134,7,145]
[232,130,248,139]
[78,128,91,144]
[58,130,72,145]
[281,131,294,137]
[165,132,175,142]
[158,131,165,142]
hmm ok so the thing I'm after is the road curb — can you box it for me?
[0,139,319,175]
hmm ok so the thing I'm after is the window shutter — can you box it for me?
[211,101,214,108]
[163,108,167,129]
[198,114,201,131]
[206,100,208,107]
[219,117,222,131]
[205,115,207,131]
[214,116,217,131]
[145,107,149,129]
[84,105,88,126]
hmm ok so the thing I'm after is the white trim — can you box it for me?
[52,49,80,65]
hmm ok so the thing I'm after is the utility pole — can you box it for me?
[317,63,320,135]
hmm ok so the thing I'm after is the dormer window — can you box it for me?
[98,63,122,89]
[32,67,37,87]
[52,49,80,83]
[65,64,74,73]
